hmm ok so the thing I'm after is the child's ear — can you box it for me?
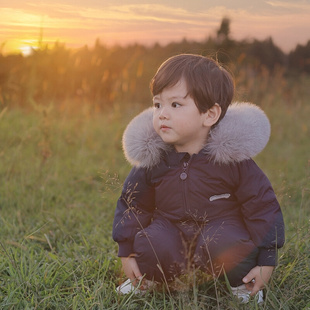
[203,103,221,127]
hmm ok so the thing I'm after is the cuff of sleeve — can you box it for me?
[257,247,278,266]
[117,241,134,257]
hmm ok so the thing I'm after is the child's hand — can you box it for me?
[242,265,274,296]
[121,256,143,287]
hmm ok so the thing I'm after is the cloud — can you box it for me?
[1,0,310,54]
[266,0,310,11]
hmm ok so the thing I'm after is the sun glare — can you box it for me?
[19,45,37,56]
[1,39,39,56]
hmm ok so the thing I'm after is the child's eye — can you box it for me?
[171,102,181,108]
[153,102,161,109]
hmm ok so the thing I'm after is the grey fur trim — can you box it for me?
[122,108,172,168]
[205,102,270,164]
[122,102,270,168]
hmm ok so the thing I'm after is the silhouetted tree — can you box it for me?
[217,17,231,41]
[288,40,310,74]
[247,37,286,71]
[214,17,236,64]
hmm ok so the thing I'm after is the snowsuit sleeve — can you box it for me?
[234,159,285,266]
[112,166,155,257]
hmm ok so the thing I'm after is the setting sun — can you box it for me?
[18,44,38,56]
[2,38,39,56]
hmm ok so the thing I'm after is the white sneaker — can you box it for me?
[116,279,140,295]
[231,284,264,304]
[116,278,157,295]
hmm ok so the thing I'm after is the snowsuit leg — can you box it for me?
[133,216,186,282]
[194,221,259,287]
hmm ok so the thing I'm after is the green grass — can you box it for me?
[0,80,310,309]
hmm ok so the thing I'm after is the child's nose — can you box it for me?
[159,107,169,119]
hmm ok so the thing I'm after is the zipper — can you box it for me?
[180,161,189,180]
[180,156,192,213]
[180,155,192,180]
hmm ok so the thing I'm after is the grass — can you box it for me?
[0,78,310,309]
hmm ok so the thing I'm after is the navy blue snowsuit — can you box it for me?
[112,150,285,286]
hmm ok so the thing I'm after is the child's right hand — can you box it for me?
[242,265,275,296]
[120,256,143,287]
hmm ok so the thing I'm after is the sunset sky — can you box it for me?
[1,0,310,55]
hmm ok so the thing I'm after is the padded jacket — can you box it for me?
[112,103,285,266]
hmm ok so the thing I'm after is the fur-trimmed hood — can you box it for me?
[122,102,271,168]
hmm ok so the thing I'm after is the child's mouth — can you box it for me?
[160,125,171,131]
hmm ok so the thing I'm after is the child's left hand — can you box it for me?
[242,265,274,296]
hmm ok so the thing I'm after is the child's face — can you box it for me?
[152,78,211,155]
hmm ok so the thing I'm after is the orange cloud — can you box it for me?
[1,1,309,55]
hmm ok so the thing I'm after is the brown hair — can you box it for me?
[150,54,234,122]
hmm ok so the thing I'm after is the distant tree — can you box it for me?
[247,37,286,71]
[214,17,236,64]
[288,40,310,74]
[217,17,231,41]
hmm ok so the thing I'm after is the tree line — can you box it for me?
[0,18,309,110]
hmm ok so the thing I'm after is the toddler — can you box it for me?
[112,54,285,303]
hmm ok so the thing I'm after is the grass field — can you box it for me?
[0,77,310,309]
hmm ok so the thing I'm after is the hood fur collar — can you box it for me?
[122,102,271,168]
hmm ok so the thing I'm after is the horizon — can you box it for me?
[1,0,310,56]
